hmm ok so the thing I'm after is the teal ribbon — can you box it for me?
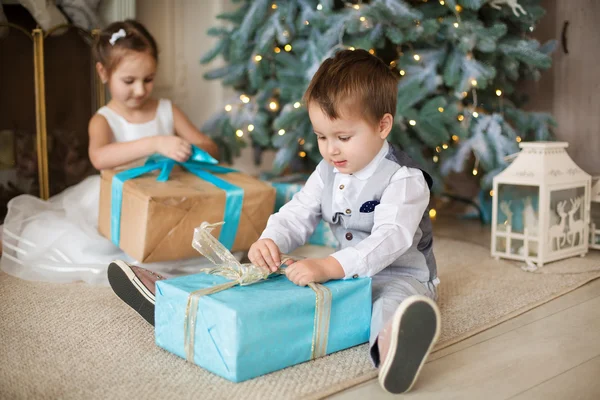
[110,146,243,250]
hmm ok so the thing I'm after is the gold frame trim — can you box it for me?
[0,22,105,200]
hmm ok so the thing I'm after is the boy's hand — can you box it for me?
[248,239,283,272]
[285,257,345,287]
[156,136,191,162]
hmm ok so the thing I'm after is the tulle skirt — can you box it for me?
[1,175,222,285]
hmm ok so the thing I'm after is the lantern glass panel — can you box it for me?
[548,186,586,251]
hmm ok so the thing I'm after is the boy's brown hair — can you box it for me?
[303,49,399,126]
[93,19,158,75]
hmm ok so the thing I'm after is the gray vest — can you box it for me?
[321,144,437,282]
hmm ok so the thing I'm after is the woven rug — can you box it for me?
[1,238,599,400]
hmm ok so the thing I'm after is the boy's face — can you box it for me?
[308,102,391,174]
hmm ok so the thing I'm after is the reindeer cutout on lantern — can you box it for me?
[499,201,513,231]
[566,197,586,246]
[549,200,568,251]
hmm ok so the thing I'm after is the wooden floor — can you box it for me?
[332,216,600,400]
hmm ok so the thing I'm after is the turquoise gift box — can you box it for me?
[270,181,339,248]
[155,272,371,382]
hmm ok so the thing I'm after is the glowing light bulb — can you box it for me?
[472,169,478,176]
[438,107,444,112]
[299,151,307,157]
[269,101,279,110]
[254,55,262,62]
[452,135,459,142]
[284,44,292,52]
[473,111,479,118]
[274,47,281,53]
[236,130,244,137]
[490,190,494,197]
[293,102,301,108]
[413,54,421,61]
[458,115,464,121]
[360,16,366,22]
[248,124,255,132]
[433,155,439,163]
[271,3,277,10]
[409,120,416,126]
[516,136,522,143]
[225,104,232,112]
[240,94,250,103]
[399,69,405,76]
[317,4,322,10]
[278,129,285,135]
[471,79,478,86]
[454,22,459,28]
[442,143,448,149]
[369,49,375,55]
[429,209,437,218]
[496,89,502,96]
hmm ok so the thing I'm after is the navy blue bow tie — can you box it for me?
[360,200,380,213]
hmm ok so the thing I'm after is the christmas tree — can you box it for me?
[200,0,556,194]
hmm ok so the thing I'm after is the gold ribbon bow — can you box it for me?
[183,222,332,364]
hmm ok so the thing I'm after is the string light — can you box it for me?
[409,120,417,126]
[436,146,441,153]
[247,124,255,132]
[457,115,464,121]
[278,129,286,135]
[240,94,250,103]
[496,89,502,96]
[438,107,444,112]
[442,143,449,149]
[317,3,323,10]
[353,4,360,10]
[236,129,244,137]
[471,79,478,86]
[299,151,307,157]
[490,190,494,197]
[472,168,478,176]
[224,104,232,112]
[472,111,479,118]
[269,101,279,111]
[254,55,262,62]
[369,49,375,55]
[413,54,421,61]
[429,209,437,218]
[452,134,459,142]
[439,0,445,5]
[298,138,305,145]
[399,69,405,76]
[305,20,310,25]
[274,47,281,53]
[516,136,522,143]
[390,60,397,67]
[433,155,439,163]
[271,3,277,9]
[284,44,292,52]
[349,46,356,51]
[455,5,463,12]
[360,16,366,22]
[454,22,459,28]
[461,91,468,98]
[293,102,301,108]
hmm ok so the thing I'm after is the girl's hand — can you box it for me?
[156,136,192,162]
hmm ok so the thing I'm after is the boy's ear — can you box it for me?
[96,62,108,84]
[378,113,393,140]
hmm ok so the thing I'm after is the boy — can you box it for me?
[248,49,440,394]
[108,49,440,394]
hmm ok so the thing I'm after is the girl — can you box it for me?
[1,20,219,285]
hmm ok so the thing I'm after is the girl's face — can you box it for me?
[101,51,157,110]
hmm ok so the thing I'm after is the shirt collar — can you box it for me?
[333,141,389,180]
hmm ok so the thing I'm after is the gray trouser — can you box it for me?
[369,273,439,367]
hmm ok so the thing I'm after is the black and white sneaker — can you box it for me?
[378,295,441,394]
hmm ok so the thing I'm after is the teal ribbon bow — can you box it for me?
[110,145,243,250]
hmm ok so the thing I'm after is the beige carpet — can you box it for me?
[1,238,599,400]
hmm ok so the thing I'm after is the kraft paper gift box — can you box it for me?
[154,222,372,383]
[98,147,276,263]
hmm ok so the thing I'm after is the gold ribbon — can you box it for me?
[183,222,332,364]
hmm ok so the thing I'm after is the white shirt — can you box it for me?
[260,141,430,279]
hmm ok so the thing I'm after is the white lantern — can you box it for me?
[491,142,591,267]
[590,176,600,249]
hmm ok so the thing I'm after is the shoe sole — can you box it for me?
[378,295,441,394]
[107,260,156,326]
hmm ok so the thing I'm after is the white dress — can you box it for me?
[1,99,215,285]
